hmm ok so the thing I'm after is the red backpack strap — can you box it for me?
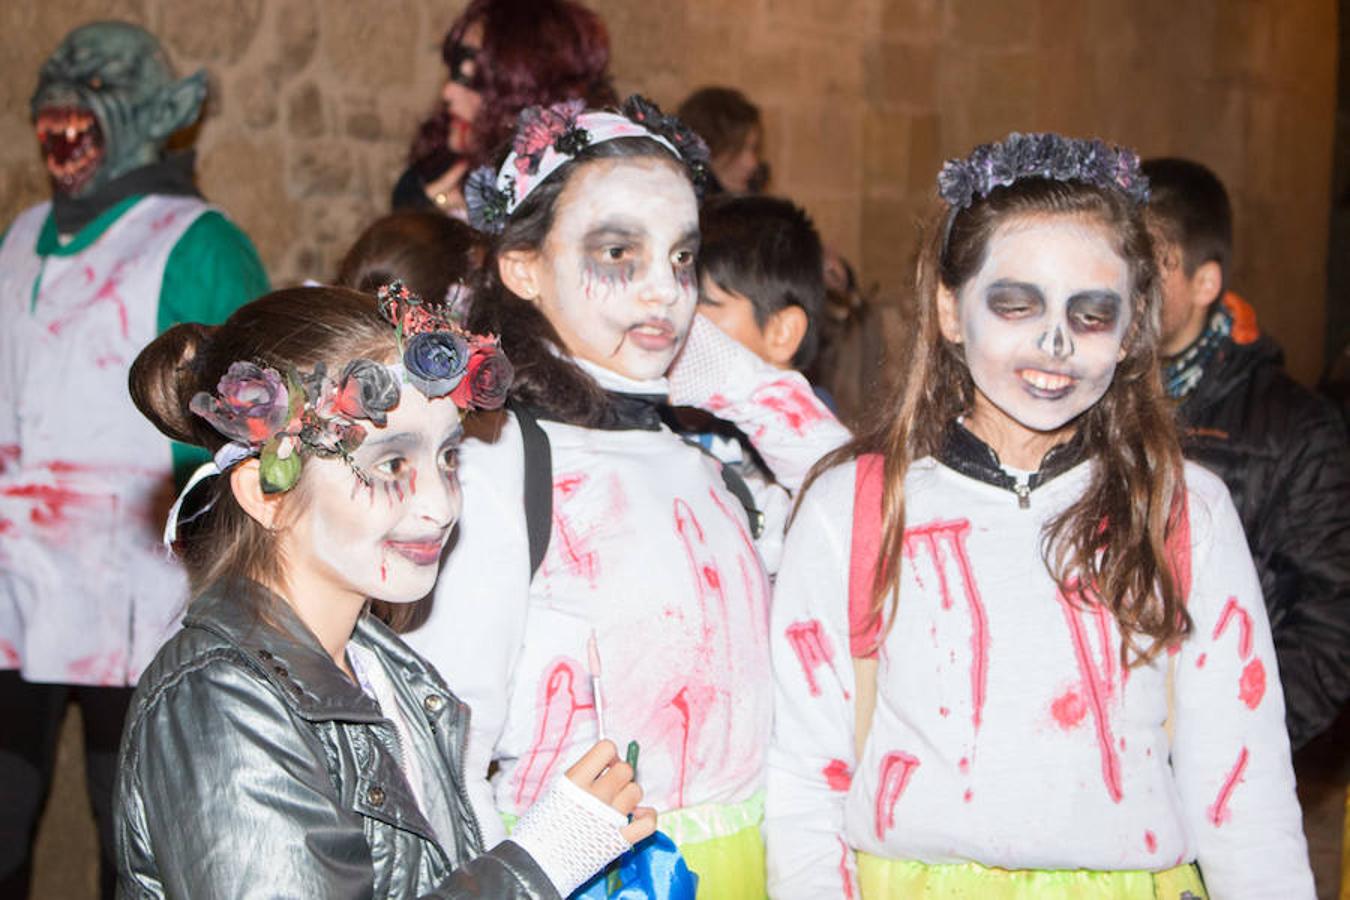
[849,454,886,659]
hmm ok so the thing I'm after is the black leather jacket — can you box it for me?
[1177,333,1350,749]
[114,579,558,899]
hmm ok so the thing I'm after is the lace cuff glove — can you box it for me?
[510,775,633,897]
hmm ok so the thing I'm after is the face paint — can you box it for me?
[283,387,464,606]
[530,157,700,381]
[949,215,1132,438]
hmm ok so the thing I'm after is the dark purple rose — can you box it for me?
[333,359,401,426]
[450,347,513,410]
[403,331,470,398]
[189,362,291,444]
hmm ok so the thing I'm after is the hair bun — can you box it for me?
[129,322,218,446]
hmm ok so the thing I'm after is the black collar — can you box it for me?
[52,150,201,235]
[935,420,1087,504]
[533,390,668,431]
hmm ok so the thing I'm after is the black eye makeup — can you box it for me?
[984,281,1044,319]
[1066,292,1123,333]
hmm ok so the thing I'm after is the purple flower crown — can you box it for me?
[188,281,513,494]
[465,95,711,235]
[937,132,1149,211]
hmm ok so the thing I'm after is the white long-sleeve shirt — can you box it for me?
[408,317,849,846]
[765,454,1313,899]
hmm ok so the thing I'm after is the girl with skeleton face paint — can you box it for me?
[115,286,653,898]
[766,135,1313,898]
[406,98,849,897]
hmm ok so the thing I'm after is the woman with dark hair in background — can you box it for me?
[392,0,617,218]
[676,87,767,195]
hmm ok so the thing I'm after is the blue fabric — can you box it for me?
[571,831,698,899]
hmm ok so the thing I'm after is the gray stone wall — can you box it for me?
[1,0,1338,381]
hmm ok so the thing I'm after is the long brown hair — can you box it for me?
[129,287,404,620]
[803,177,1189,666]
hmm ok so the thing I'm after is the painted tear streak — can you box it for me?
[1055,583,1124,803]
[1212,596,1253,658]
[837,836,856,899]
[823,758,853,791]
[874,750,921,840]
[1207,746,1250,827]
[902,518,989,731]
[750,378,828,436]
[549,473,601,587]
[47,260,131,340]
[785,619,847,699]
[514,657,593,808]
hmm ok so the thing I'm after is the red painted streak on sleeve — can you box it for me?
[848,454,885,659]
[823,758,853,791]
[1207,746,1250,827]
[837,836,856,899]
[750,378,829,436]
[1212,596,1253,659]
[874,751,921,840]
[1238,658,1266,709]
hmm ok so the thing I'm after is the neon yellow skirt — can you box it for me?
[504,792,767,899]
[856,854,1207,899]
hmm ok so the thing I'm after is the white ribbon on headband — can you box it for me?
[161,442,256,549]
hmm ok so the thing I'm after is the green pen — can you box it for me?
[625,740,640,825]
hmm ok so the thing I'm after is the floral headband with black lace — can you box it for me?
[464,94,711,234]
[164,281,513,544]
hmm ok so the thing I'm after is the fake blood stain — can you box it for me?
[1054,583,1124,803]
[515,657,592,807]
[750,378,828,436]
[1208,746,1250,827]
[874,751,921,839]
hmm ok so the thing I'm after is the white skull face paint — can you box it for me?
[944,215,1133,437]
[283,387,464,607]
[531,156,700,381]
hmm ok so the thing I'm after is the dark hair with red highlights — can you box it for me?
[408,0,617,179]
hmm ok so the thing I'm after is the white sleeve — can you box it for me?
[404,411,532,848]
[1170,469,1315,899]
[765,466,860,900]
[668,314,850,494]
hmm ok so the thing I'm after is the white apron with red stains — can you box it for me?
[408,318,850,850]
[765,456,1314,899]
[0,196,208,685]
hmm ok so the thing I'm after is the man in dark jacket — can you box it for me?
[1143,157,1350,751]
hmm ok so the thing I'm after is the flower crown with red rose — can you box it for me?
[186,280,513,497]
[464,95,711,234]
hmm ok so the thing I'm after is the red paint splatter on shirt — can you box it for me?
[1238,658,1266,709]
[1055,583,1124,803]
[0,639,20,667]
[1208,746,1250,827]
[1051,688,1087,729]
[823,758,853,791]
[674,498,732,664]
[1196,653,1207,669]
[874,750,921,840]
[47,260,131,339]
[66,651,126,686]
[938,706,950,718]
[750,378,828,436]
[1144,830,1158,853]
[837,836,856,899]
[515,657,593,807]
[784,619,843,698]
[963,788,973,803]
[706,486,770,647]
[1,483,95,527]
[1212,596,1253,658]
[549,473,601,587]
[902,518,988,731]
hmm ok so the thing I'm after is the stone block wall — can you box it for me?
[0,0,1337,380]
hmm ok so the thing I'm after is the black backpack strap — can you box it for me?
[510,401,553,578]
[717,461,766,540]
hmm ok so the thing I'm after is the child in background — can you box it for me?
[765,133,1313,898]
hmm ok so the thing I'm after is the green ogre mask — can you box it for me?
[30,21,207,198]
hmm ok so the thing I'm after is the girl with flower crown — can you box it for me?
[764,134,1314,898]
[115,285,653,898]
[404,97,849,897]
